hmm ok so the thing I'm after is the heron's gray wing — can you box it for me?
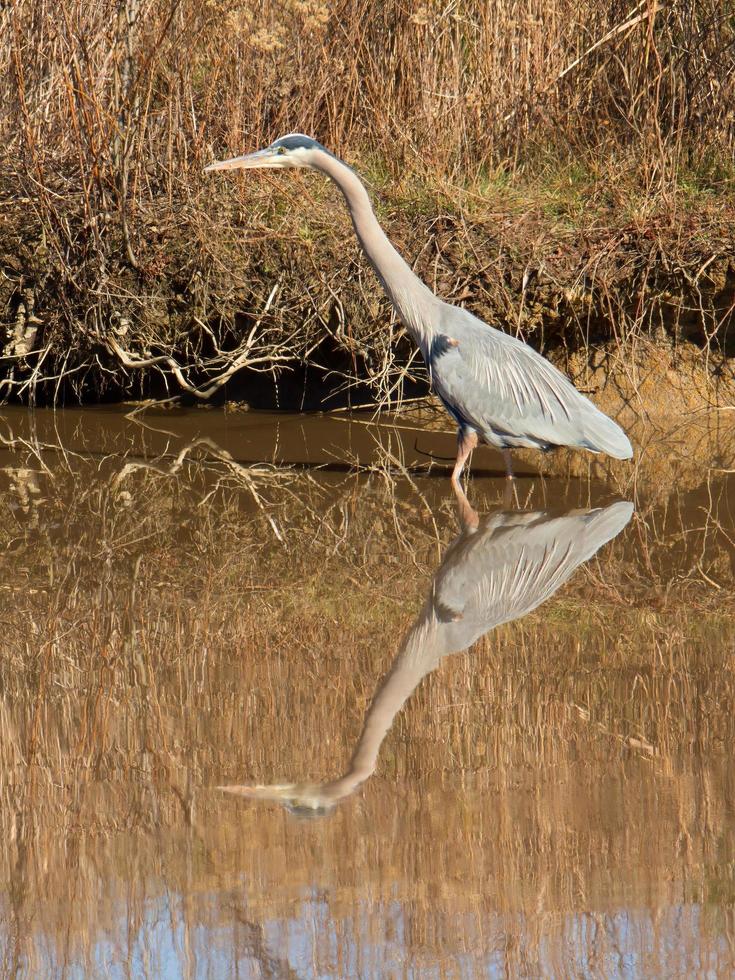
[431,307,632,457]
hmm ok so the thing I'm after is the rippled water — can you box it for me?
[0,406,733,978]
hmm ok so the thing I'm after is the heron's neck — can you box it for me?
[314,154,439,355]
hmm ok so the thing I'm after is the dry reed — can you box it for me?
[0,1,734,405]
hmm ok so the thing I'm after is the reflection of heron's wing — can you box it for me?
[221,502,633,814]
[432,502,633,655]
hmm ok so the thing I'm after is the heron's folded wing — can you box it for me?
[432,309,631,455]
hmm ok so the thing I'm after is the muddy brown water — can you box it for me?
[0,405,733,978]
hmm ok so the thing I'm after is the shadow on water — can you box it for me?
[0,405,733,976]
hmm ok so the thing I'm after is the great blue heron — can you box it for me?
[219,499,634,815]
[205,135,633,487]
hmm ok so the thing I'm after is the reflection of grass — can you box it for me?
[0,429,733,974]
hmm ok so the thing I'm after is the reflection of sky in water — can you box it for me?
[30,896,728,978]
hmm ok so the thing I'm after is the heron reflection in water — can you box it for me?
[220,499,633,816]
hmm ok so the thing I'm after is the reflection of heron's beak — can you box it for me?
[218,782,297,800]
[204,149,280,172]
[219,781,340,816]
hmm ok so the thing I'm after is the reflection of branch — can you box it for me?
[0,426,75,476]
[230,909,304,980]
[111,446,196,485]
[202,440,286,543]
[1,412,308,547]
[570,702,656,758]
[111,437,289,543]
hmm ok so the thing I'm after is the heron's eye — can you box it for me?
[276,146,287,155]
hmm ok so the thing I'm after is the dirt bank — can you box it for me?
[2,171,734,408]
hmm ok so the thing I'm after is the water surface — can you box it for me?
[0,406,733,978]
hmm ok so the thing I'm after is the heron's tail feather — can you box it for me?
[579,408,633,459]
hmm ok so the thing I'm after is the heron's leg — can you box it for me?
[451,427,478,488]
[501,449,520,509]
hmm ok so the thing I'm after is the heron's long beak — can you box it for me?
[204,149,279,172]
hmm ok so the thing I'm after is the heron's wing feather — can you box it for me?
[432,502,633,651]
[431,308,632,457]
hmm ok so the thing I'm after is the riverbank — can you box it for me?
[2,167,733,407]
[2,0,733,406]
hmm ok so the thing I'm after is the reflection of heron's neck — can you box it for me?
[322,607,445,800]
[314,153,439,354]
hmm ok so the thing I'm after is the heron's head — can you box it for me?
[204,133,331,174]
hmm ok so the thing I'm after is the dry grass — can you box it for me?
[0,1,734,405]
